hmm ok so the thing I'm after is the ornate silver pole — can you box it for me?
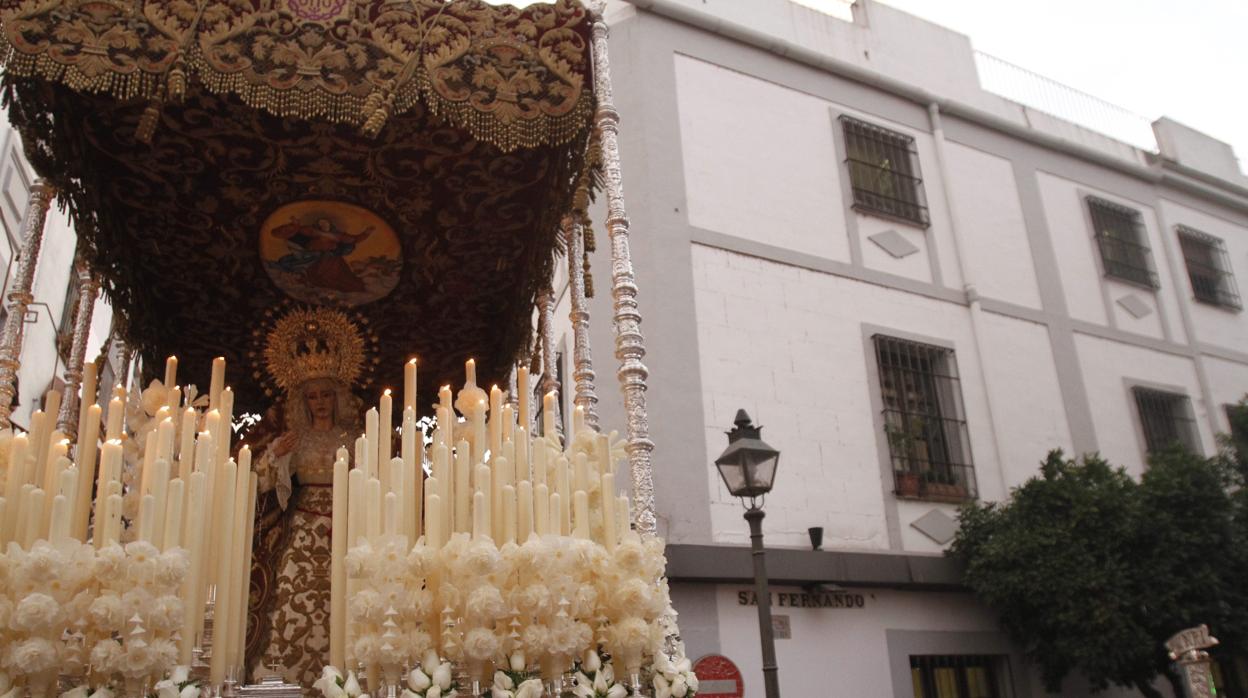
[565,214,600,431]
[56,256,100,435]
[0,180,55,430]
[537,285,562,440]
[589,3,656,535]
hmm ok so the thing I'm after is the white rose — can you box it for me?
[407,669,431,692]
[426,686,441,698]
[169,665,191,685]
[11,637,59,673]
[593,671,608,694]
[321,666,344,684]
[179,686,201,698]
[508,651,525,673]
[312,671,344,698]
[686,673,699,692]
[462,628,500,662]
[59,686,89,698]
[515,680,543,698]
[582,650,601,673]
[606,686,628,698]
[14,592,62,631]
[671,676,687,698]
[493,671,513,690]
[489,689,510,698]
[400,691,420,698]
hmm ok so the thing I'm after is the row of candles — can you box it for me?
[0,356,257,688]
[329,358,634,673]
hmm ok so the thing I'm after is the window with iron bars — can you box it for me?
[840,116,930,227]
[1133,387,1199,455]
[1087,197,1158,289]
[1177,226,1241,310]
[873,335,976,501]
[910,655,1007,698]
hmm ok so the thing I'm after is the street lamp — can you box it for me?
[715,409,781,698]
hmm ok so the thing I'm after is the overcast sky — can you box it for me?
[801,0,1248,169]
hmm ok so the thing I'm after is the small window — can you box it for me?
[840,116,930,227]
[1177,226,1241,310]
[1225,403,1248,448]
[1133,387,1199,454]
[1087,197,1159,289]
[910,655,1006,698]
[873,335,976,501]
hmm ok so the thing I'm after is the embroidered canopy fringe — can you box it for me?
[0,0,595,152]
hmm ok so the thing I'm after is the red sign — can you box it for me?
[693,654,744,698]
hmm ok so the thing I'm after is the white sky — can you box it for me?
[801,0,1248,168]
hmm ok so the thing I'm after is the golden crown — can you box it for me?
[250,304,378,396]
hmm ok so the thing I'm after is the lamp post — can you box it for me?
[715,409,781,698]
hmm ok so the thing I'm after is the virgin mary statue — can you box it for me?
[243,306,372,688]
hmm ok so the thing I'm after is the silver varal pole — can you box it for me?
[0,180,55,430]
[589,1,657,535]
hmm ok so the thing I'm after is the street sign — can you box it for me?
[693,654,744,698]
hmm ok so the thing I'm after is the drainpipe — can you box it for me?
[927,103,1007,496]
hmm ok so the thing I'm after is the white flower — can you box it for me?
[10,637,59,673]
[515,680,543,698]
[179,686,201,698]
[432,662,453,690]
[407,669,431,692]
[170,665,191,684]
[687,673,699,692]
[508,651,525,672]
[606,686,627,698]
[154,679,179,698]
[492,671,513,691]
[582,649,601,673]
[87,687,115,698]
[342,671,362,697]
[313,667,345,698]
[462,627,500,662]
[400,691,420,698]
[14,592,62,631]
[59,686,89,698]
[426,687,441,698]
[465,585,504,622]
[670,676,687,698]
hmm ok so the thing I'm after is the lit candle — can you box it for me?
[105,396,124,441]
[573,491,590,540]
[156,417,176,463]
[177,407,196,479]
[209,357,226,411]
[534,483,549,536]
[517,367,530,432]
[218,388,234,466]
[404,359,418,413]
[2,434,29,544]
[164,355,178,390]
[573,405,585,437]
[330,455,348,669]
[378,390,392,479]
[502,485,517,545]
[438,385,453,448]
[601,474,617,551]
[517,480,534,541]
[77,360,98,435]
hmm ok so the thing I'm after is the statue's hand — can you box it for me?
[273,431,298,458]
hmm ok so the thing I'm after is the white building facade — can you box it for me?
[547,1,1248,696]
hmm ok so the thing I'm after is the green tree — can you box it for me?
[952,446,1247,697]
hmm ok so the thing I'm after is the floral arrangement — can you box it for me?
[652,641,699,698]
[311,666,367,698]
[0,539,189,697]
[569,650,626,698]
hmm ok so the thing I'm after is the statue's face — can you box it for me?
[304,382,336,422]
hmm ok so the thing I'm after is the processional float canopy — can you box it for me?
[0,0,599,412]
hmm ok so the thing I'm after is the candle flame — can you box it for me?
[408,358,417,365]
[383,388,392,396]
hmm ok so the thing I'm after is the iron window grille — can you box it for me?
[1087,197,1159,289]
[840,115,930,227]
[1177,226,1241,310]
[910,655,1006,698]
[1133,387,1199,455]
[873,335,976,501]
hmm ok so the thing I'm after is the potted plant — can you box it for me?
[895,469,920,498]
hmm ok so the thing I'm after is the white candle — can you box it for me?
[389,457,404,537]
[365,408,379,478]
[573,405,585,437]
[404,359,418,413]
[194,431,214,473]
[472,490,487,541]
[502,485,517,544]
[150,459,171,546]
[542,392,557,442]
[225,462,250,675]
[517,480,533,541]
[78,360,98,436]
[234,473,257,673]
[555,456,570,535]
[492,456,507,541]
[378,390,392,478]
[157,417,176,463]
[438,385,453,448]
[163,478,185,551]
[177,407,196,479]
[425,493,442,549]
[517,366,530,432]
[618,495,634,541]
[515,426,530,483]
[476,464,491,539]
[454,441,470,533]
[534,483,549,536]
[17,485,40,547]
[384,491,398,538]
[164,355,178,390]
[219,388,234,466]
[102,493,123,546]
[489,385,502,459]
[166,385,182,415]
[105,396,124,442]
[48,493,70,546]
[137,494,155,543]
[179,471,207,665]
[73,403,101,541]
[354,436,367,472]
[548,492,562,541]
[28,410,48,493]
[601,474,617,551]
[573,453,589,495]
[209,460,236,686]
[330,456,348,669]
[472,399,487,466]
[347,468,365,548]
[573,490,590,540]
[209,357,226,411]
[2,434,29,544]
[93,440,122,548]
[365,477,381,543]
